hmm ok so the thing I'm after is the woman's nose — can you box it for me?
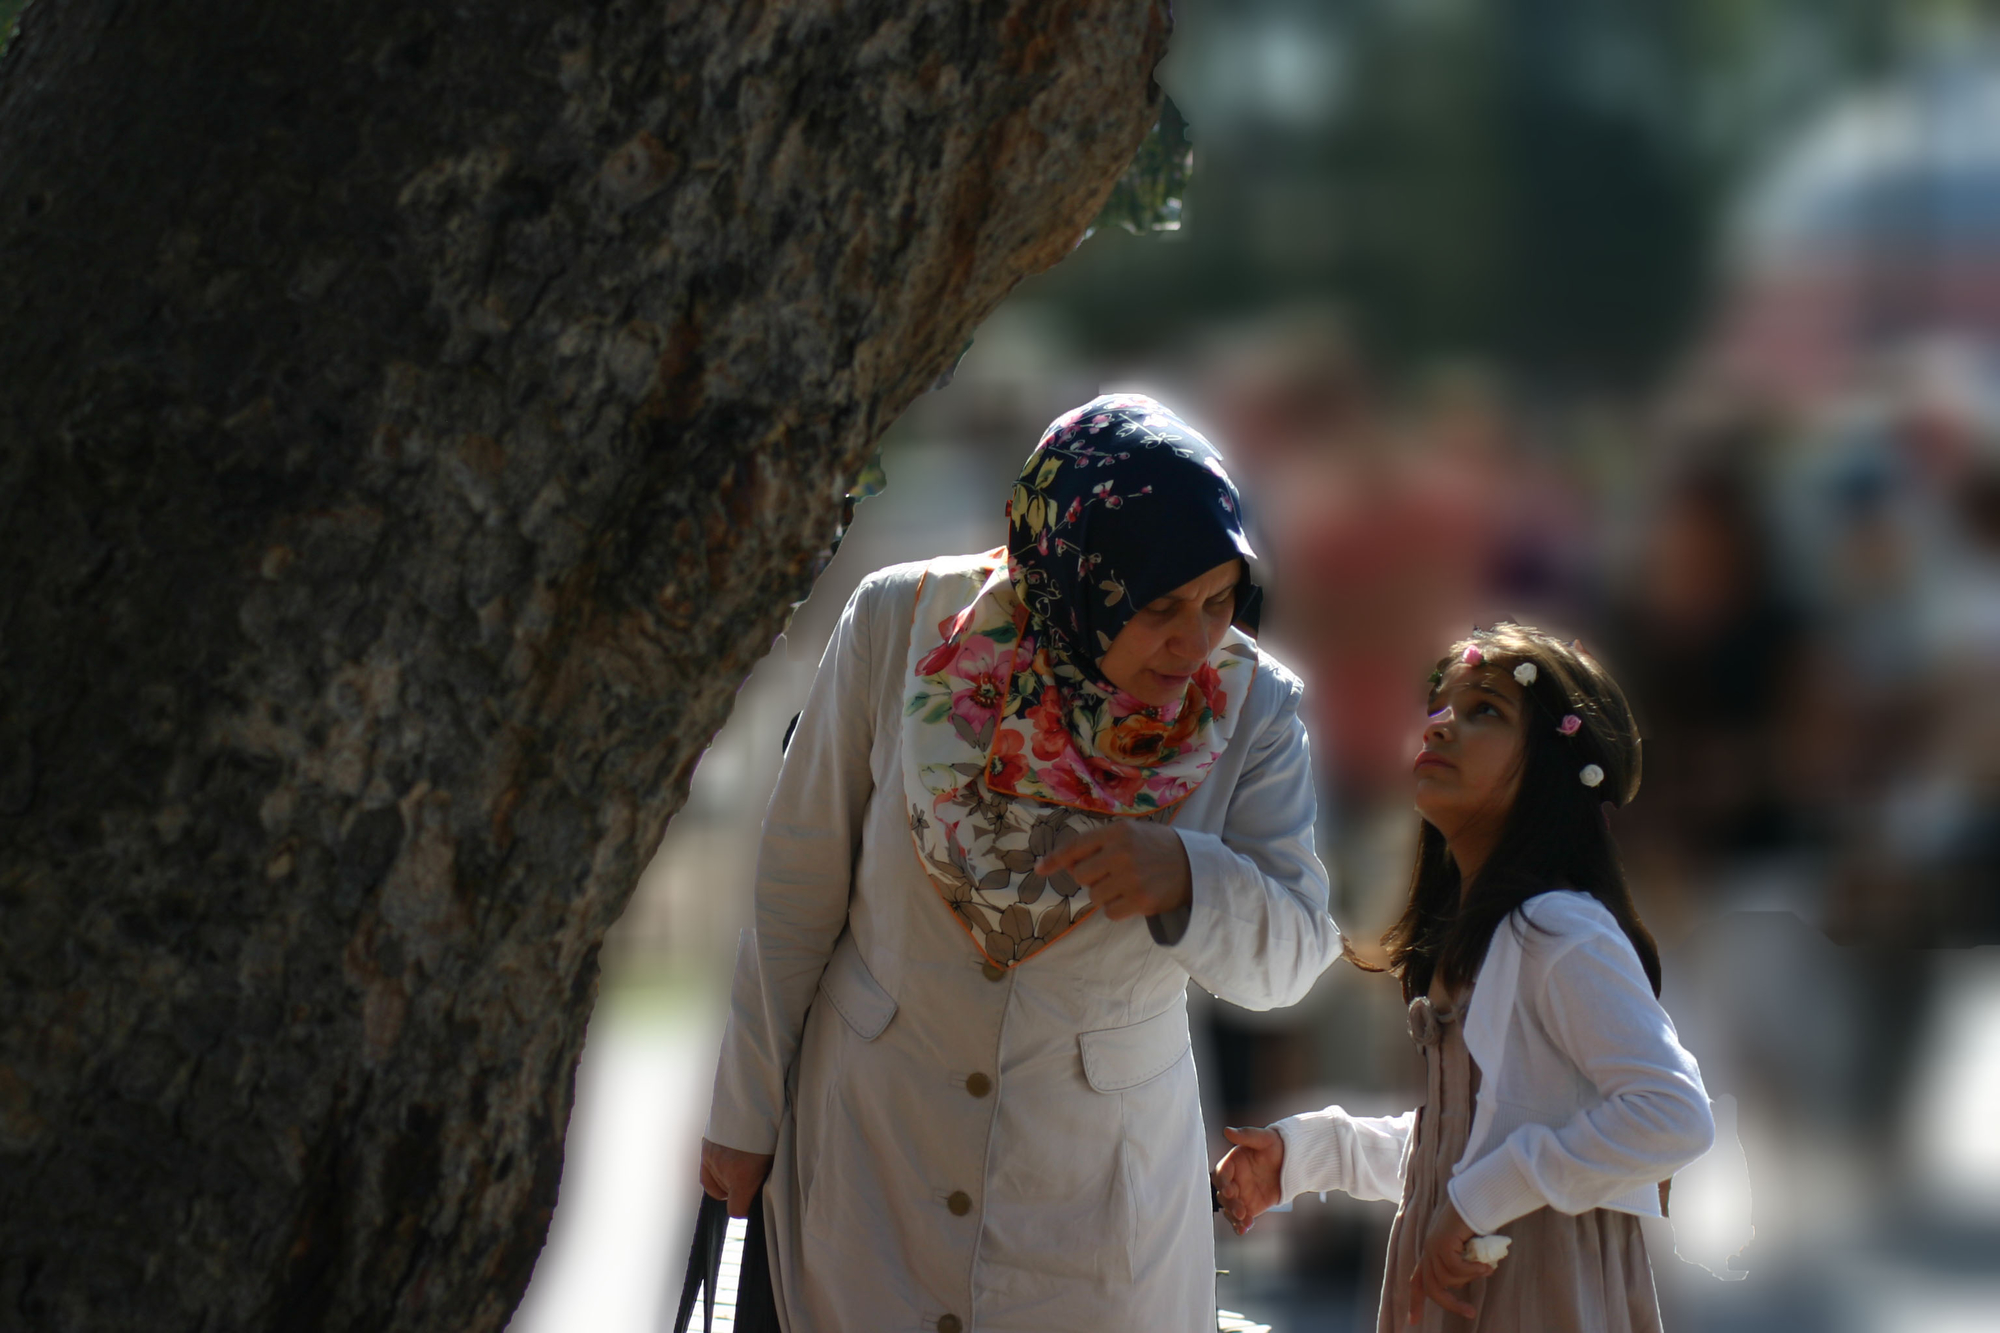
[1423,705,1454,742]
[1168,606,1210,654]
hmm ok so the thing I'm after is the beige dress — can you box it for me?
[1379,978,1665,1333]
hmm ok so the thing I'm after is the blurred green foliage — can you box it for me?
[0,0,22,54]
[1092,97,1194,237]
[1033,0,1912,394]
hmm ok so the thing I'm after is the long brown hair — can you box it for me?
[1382,623,1661,1000]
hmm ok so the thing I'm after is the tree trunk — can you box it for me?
[0,1,1169,1327]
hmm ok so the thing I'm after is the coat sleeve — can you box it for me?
[704,577,884,1154]
[1447,916,1716,1234]
[1273,1106,1415,1203]
[1155,666,1340,1010]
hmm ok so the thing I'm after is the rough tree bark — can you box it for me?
[0,1,1170,1328]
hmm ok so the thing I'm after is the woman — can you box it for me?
[700,395,1340,1332]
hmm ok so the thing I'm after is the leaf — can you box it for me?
[1222,642,1258,660]
[1050,868,1081,898]
[1036,457,1062,488]
[949,712,981,748]
[1098,578,1126,606]
[924,700,952,724]
[1038,900,1072,938]
[999,904,1034,940]
[978,867,1013,891]
[985,930,1016,962]
[1026,496,1046,533]
[971,714,996,752]
[1016,873,1045,905]
[1000,848,1036,873]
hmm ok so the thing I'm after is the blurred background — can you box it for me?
[511,1,2000,1330]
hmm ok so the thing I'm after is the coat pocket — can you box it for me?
[816,933,897,1041]
[1077,995,1191,1092]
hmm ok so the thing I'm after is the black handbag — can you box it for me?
[672,1188,781,1333]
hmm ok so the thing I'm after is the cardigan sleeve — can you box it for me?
[1447,916,1716,1234]
[704,576,884,1154]
[1272,1106,1415,1204]
[1155,662,1341,1010]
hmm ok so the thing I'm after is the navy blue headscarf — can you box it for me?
[1006,394,1260,684]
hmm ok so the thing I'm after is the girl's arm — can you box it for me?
[1448,913,1716,1235]
[704,577,883,1154]
[1154,666,1342,1010]
[1272,1104,1415,1203]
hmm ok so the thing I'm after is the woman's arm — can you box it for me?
[704,576,885,1155]
[1155,666,1341,1010]
[1447,917,1716,1234]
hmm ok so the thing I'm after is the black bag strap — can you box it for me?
[672,1189,780,1333]
[673,1193,728,1333]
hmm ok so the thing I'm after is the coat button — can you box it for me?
[938,1317,964,1333]
[964,1072,992,1098]
[947,1190,973,1216]
[980,961,1005,981]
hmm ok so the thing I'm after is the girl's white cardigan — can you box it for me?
[1274,891,1715,1234]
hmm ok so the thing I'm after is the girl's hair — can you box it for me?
[1382,623,1662,1000]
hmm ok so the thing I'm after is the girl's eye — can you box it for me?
[1474,702,1500,717]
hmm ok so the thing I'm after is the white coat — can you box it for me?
[706,559,1340,1333]
[1272,890,1716,1234]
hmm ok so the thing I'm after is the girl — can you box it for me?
[1213,623,1714,1331]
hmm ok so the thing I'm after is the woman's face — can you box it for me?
[1098,559,1242,707]
[1413,658,1527,841]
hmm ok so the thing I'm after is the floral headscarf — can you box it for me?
[899,395,1263,970]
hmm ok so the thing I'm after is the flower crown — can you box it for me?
[1440,634,1608,792]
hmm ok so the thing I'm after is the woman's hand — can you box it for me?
[1213,1125,1286,1235]
[700,1137,775,1218]
[1406,1198,1494,1322]
[1034,822,1191,921]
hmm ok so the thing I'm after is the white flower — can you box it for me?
[1465,1234,1512,1266]
[1580,764,1605,788]
[1513,662,1538,686]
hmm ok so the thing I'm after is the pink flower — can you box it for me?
[1040,754,1095,805]
[1461,644,1484,666]
[1558,714,1583,736]
[1064,497,1082,523]
[1082,755,1144,806]
[948,638,1010,732]
[1104,496,1123,508]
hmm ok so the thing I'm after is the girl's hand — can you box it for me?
[700,1137,774,1219]
[1407,1199,1494,1322]
[1212,1125,1286,1235]
[1034,822,1191,921]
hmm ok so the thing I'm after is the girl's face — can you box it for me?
[1413,659,1527,841]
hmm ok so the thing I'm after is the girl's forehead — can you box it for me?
[1433,658,1524,700]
